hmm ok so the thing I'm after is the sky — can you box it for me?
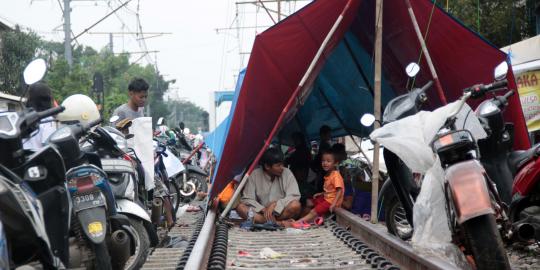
[0,0,308,127]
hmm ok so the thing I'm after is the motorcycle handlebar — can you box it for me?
[464,79,508,98]
[85,118,102,131]
[38,106,65,120]
[502,89,514,100]
[420,80,434,92]
[484,79,508,92]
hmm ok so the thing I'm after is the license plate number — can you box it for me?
[73,192,105,211]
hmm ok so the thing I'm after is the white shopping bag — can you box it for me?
[130,117,155,191]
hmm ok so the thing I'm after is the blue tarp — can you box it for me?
[204,115,230,159]
[277,32,396,144]
[214,91,236,107]
[204,68,246,181]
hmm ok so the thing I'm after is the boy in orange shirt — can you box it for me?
[296,149,344,223]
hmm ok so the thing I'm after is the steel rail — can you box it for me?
[335,208,459,270]
[183,203,217,270]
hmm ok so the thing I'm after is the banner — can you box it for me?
[517,70,540,131]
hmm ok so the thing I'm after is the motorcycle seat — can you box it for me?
[508,144,540,175]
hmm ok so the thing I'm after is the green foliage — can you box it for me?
[0,26,172,122]
[166,100,209,132]
[445,0,538,47]
[0,27,41,95]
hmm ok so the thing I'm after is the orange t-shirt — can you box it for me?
[217,182,236,205]
[323,170,345,206]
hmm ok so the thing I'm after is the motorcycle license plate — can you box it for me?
[73,192,105,212]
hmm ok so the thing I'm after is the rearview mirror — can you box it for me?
[360,114,376,127]
[405,62,420,78]
[494,61,508,81]
[109,115,120,123]
[23,58,47,85]
[157,117,164,125]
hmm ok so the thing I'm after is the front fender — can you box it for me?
[77,207,107,244]
[116,199,151,223]
[446,160,494,224]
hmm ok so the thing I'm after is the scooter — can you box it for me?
[48,118,135,269]
[81,125,158,269]
[0,59,71,269]
[0,104,68,269]
[471,64,540,243]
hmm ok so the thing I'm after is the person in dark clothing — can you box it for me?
[286,132,312,170]
[285,132,316,206]
[26,82,53,112]
[23,82,57,150]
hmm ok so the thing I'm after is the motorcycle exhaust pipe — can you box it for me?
[151,198,163,224]
[515,223,536,242]
[108,230,131,270]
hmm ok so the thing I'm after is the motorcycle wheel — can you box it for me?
[168,181,181,217]
[176,173,207,204]
[190,173,208,194]
[462,214,510,270]
[124,218,150,270]
[92,242,112,270]
[384,196,413,240]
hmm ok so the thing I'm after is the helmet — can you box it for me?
[57,94,100,126]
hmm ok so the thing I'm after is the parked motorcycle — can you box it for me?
[472,63,540,243]
[152,140,180,227]
[429,80,511,269]
[0,99,68,268]
[365,63,513,269]
[156,126,208,203]
[81,124,158,269]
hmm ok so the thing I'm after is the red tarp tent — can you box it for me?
[210,0,529,197]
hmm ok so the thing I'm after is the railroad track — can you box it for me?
[141,202,205,270]
[223,225,379,269]
[182,206,461,270]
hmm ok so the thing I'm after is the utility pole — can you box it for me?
[277,0,281,21]
[63,0,73,67]
[371,0,383,224]
[109,32,113,52]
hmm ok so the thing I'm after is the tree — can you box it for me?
[446,0,538,47]
[166,100,209,133]
[0,27,41,95]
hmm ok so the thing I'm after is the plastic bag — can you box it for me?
[130,117,155,190]
[162,148,185,178]
[370,100,485,269]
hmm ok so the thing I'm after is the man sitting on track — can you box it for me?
[236,148,302,224]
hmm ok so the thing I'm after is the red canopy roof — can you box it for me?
[210,0,528,196]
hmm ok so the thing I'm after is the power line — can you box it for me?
[72,0,133,41]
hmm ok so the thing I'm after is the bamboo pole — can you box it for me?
[370,0,383,224]
[220,0,354,220]
[404,0,447,105]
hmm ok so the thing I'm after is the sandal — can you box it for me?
[291,220,311,229]
[313,216,324,226]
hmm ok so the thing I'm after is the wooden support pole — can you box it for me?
[371,0,383,224]
[404,0,447,105]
